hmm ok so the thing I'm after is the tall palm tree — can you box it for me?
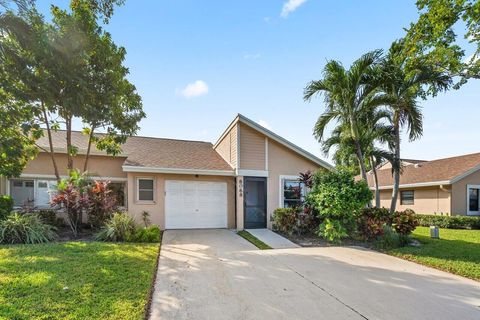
[304,50,385,181]
[380,41,451,213]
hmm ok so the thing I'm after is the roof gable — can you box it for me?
[214,114,333,170]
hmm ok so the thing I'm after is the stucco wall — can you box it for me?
[377,186,451,214]
[214,124,238,168]
[239,123,266,170]
[127,173,236,229]
[23,152,127,179]
[451,169,480,215]
[266,139,322,228]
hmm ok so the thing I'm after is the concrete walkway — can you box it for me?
[246,228,299,249]
[150,229,480,320]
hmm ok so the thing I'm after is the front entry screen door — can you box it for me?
[244,177,267,229]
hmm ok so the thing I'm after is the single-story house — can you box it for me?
[0,114,332,230]
[366,153,480,216]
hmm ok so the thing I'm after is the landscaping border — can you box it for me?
[143,231,164,320]
[237,230,272,250]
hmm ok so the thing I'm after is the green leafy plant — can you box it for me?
[393,209,419,235]
[308,169,372,243]
[0,195,13,221]
[416,214,480,229]
[356,207,393,240]
[0,213,56,244]
[130,225,161,243]
[95,212,137,242]
[272,206,318,235]
[317,218,348,244]
[35,209,64,227]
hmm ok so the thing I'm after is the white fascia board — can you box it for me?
[374,180,451,190]
[450,164,480,184]
[122,166,235,176]
[236,169,269,177]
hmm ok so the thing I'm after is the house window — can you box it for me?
[109,182,126,207]
[282,178,305,208]
[400,190,414,205]
[10,179,35,207]
[137,178,154,202]
[467,185,480,215]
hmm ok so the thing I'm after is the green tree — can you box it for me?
[404,0,479,86]
[304,50,387,182]
[0,0,144,179]
[379,41,450,213]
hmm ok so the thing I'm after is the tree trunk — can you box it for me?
[66,116,73,171]
[370,155,380,208]
[354,140,368,181]
[390,125,401,214]
[41,104,60,181]
[83,127,95,172]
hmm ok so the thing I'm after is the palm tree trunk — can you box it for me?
[390,125,401,213]
[370,155,380,208]
[354,140,368,181]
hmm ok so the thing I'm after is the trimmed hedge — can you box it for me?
[417,214,480,229]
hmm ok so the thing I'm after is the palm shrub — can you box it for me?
[0,213,56,244]
[0,195,13,221]
[95,212,137,242]
[131,225,161,243]
[307,169,372,243]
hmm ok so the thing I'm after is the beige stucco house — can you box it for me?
[367,153,480,216]
[1,114,332,230]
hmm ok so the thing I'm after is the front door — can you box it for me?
[244,177,267,229]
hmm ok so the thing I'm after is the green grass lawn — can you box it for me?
[0,241,160,320]
[237,230,272,250]
[388,227,480,281]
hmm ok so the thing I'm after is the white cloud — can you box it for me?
[280,0,307,18]
[258,120,272,130]
[176,80,209,98]
[243,53,261,60]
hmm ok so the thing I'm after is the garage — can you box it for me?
[165,180,228,229]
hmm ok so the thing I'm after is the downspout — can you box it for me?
[234,177,237,229]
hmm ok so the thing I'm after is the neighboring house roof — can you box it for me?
[214,114,333,170]
[367,152,480,189]
[37,131,234,175]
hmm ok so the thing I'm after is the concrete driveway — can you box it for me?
[149,229,480,320]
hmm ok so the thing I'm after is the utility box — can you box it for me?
[430,226,440,239]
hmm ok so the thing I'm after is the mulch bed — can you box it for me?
[276,231,370,248]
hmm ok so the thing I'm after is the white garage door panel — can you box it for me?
[165,180,228,229]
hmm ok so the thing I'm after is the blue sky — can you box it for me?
[38,0,480,164]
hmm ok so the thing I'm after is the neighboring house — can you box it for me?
[366,153,480,216]
[0,114,332,230]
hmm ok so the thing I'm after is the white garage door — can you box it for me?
[165,180,228,229]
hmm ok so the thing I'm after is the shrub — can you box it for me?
[272,206,318,235]
[308,169,372,243]
[317,218,348,244]
[0,213,56,244]
[95,212,136,242]
[356,207,393,240]
[130,225,161,243]
[35,209,64,227]
[87,180,118,228]
[393,209,419,235]
[141,210,151,227]
[416,214,480,229]
[0,195,13,221]
[51,170,90,237]
[374,225,410,250]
